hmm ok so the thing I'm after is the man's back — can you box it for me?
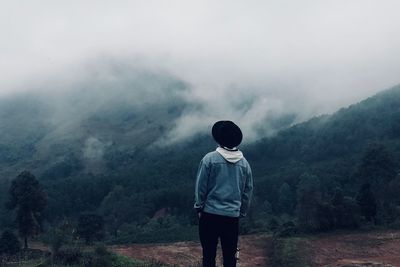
[194,120,253,267]
[195,150,252,218]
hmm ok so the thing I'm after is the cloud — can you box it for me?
[1,1,400,142]
[83,137,106,161]
[161,85,294,144]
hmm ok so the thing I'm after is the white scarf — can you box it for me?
[216,147,243,163]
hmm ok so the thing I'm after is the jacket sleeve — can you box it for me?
[240,164,253,217]
[194,158,210,212]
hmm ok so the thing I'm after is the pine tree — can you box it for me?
[354,144,397,223]
[356,183,377,223]
[296,173,321,232]
[0,230,21,255]
[331,188,360,229]
[6,171,47,249]
[355,144,396,195]
[277,182,294,215]
[77,214,105,244]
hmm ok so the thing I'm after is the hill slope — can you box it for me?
[111,231,400,267]
[1,82,400,241]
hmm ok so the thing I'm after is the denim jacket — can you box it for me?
[194,147,253,218]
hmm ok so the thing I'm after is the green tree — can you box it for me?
[356,183,377,223]
[331,188,360,229]
[6,171,47,249]
[296,173,321,232]
[331,188,344,227]
[315,202,335,231]
[331,188,361,229]
[384,175,400,222]
[99,186,128,238]
[44,219,74,258]
[77,214,105,244]
[353,144,397,223]
[340,197,360,229]
[355,144,396,195]
[0,230,21,255]
[277,182,295,215]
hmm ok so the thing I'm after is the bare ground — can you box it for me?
[110,234,270,267]
[110,230,400,267]
[308,230,400,266]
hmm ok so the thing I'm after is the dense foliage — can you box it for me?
[246,86,400,232]
[6,171,47,248]
[1,85,400,243]
[76,214,105,244]
[0,230,21,255]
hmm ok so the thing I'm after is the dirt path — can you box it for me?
[110,234,271,267]
[110,230,400,267]
[309,231,400,267]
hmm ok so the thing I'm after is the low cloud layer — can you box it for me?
[1,1,400,142]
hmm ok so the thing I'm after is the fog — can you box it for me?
[1,1,400,143]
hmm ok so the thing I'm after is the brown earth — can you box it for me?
[111,234,270,266]
[308,231,400,267]
[110,231,400,267]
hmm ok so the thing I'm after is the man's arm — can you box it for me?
[240,165,253,217]
[194,158,210,213]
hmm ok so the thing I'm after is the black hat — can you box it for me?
[212,120,243,149]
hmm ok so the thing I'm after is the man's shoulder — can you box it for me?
[236,156,251,168]
[241,156,250,166]
[202,151,221,161]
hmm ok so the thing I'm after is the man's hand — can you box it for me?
[198,212,202,219]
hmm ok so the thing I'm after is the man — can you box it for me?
[194,120,253,267]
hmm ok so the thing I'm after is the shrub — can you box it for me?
[53,246,83,265]
[275,221,297,237]
[43,220,74,256]
[77,213,105,244]
[89,245,113,267]
[270,237,310,267]
[0,230,21,255]
[83,246,152,267]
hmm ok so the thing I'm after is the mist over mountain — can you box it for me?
[0,63,300,182]
[3,3,400,262]
[1,75,400,243]
[1,69,399,185]
[0,68,178,176]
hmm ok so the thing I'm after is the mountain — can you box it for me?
[245,85,400,222]
[0,70,188,179]
[249,84,400,183]
[1,78,400,241]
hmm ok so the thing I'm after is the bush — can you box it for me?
[270,237,310,267]
[53,246,83,265]
[84,246,159,267]
[268,217,280,232]
[77,213,105,244]
[42,220,75,256]
[275,221,298,237]
[86,245,113,267]
[0,230,21,255]
[110,221,198,244]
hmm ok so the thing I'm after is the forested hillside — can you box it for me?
[1,83,400,243]
[248,85,400,233]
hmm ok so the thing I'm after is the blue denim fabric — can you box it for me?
[194,151,253,218]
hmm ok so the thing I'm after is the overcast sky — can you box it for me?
[1,1,400,141]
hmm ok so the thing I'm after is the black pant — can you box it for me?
[199,212,239,267]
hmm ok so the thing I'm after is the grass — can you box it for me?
[270,237,311,267]
[3,256,171,267]
[1,248,175,267]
